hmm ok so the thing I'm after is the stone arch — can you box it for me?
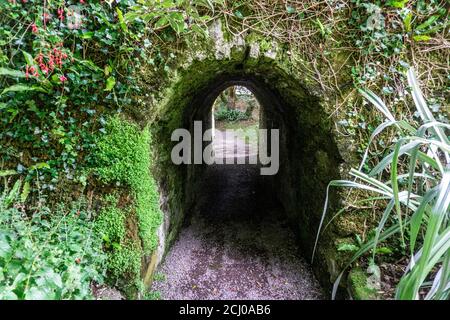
[148,45,344,291]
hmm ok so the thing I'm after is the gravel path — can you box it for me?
[152,161,324,300]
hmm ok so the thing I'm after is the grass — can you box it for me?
[314,68,450,300]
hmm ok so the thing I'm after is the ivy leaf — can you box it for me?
[154,16,168,29]
[104,76,116,91]
[124,12,140,23]
[168,12,185,34]
[78,59,103,73]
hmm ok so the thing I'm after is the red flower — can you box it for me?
[25,65,38,79]
[60,75,68,83]
[30,66,38,77]
[80,0,85,3]
[57,8,64,22]
[42,13,51,23]
[39,63,49,75]
[36,53,44,64]
[31,23,38,33]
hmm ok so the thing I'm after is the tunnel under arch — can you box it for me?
[151,57,344,292]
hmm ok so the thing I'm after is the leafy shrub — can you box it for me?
[215,107,249,122]
[315,69,450,300]
[0,0,213,191]
[0,186,106,300]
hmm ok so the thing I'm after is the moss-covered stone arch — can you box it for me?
[149,46,344,293]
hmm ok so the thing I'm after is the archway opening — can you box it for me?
[211,85,260,162]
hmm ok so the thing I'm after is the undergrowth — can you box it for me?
[315,69,450,300]
[0,182,106,300]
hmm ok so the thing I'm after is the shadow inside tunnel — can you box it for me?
[152,162,325,300]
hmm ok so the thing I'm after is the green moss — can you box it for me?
[94,195,142,296]
[107,239,142,283]
[348,268,379,300]
[95,194,126,245]
[94,115,162,254]
[134,167,162,254]
[92,115,163,294]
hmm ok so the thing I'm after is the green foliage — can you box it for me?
[93,116,162,255]
[142,290,162,300]
[0,189,106,300]
[337,235,393,255]
[347,268,378,300]
[0,1,133,187]
[106,240,142,287]
[347,0,448,94]
[0,0,213,193]
[94,116,145,184]
[125,0,220,35]
[1,0,448,301]
[94,194,142,297]
[153,272,166,282]
[91,115,162,295]
[95,195,126,249]
[315,69,450,300]
[215,107,249,122]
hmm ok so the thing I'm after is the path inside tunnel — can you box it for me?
[152,131,323,299]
